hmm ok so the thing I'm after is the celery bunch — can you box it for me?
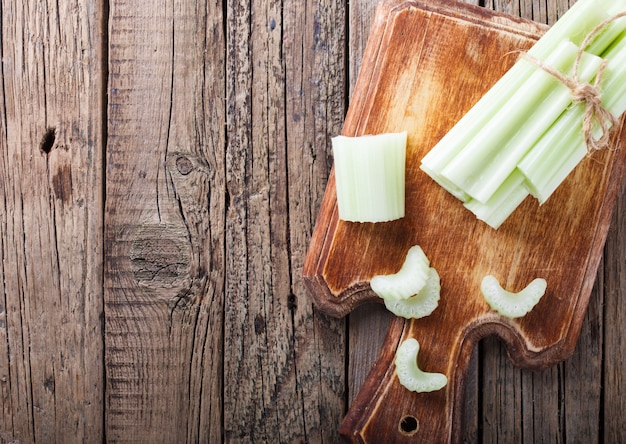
[421,0,626,229]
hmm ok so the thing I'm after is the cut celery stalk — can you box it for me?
[395,338,447,393]
[420,0,617,176]
[419,164,470,202]
[442,46,602,204]
[370,245,430,301]
[383,268,440,319]
[463,170,530,229]
[332,132,407,223]
[519,33,626,203]
[586,18,626,56]
[481,275,547,318]
[517,106,587,203]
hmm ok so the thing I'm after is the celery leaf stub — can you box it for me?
[481,275,547,318]
[332,132,407,223]
[395,338,448,393]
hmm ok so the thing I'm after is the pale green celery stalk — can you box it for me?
[519,32,626,203]
[517,107,585,203]
[420,0,615,177]
[608,3,626,15]
[419,164,470,202]
[463,170,530,229]
[436,42,579,195]
[587,18,626,56]
[447,48,602,203]
[332,132,407,223]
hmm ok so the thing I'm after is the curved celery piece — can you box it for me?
[481,275,547,318]
[384,268,440,319]
[370,245,430,301]
[395,338,447,393]
[332,132,406,223]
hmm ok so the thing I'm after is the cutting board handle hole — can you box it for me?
[399,415,419,435]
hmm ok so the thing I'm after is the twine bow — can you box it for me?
[521,12,626,152]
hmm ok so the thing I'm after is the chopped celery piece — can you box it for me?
[383,268,440,319]
[332,132,406,223]
[481,275,547,318]
[370,245,430,301]
[395,338,447,393]
[463,170,530,229]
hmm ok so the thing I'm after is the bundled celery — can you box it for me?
[420,0,626,229]
[519,28,626,203]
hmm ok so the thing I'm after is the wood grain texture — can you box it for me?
[223,0,346,441]
[104,0,225,441]
[0,0,106,442]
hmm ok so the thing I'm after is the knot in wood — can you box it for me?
[176,156,194,175]
[129,224,192,289]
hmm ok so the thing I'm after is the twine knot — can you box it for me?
[520,12,626,152]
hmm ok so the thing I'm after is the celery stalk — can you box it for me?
[419,164,470,202]
[517,107,585,203]
[586,18,626,56]
[420,0,617,176]
[332,132,407,223]
[463,170,530,229]
[443,46,603,203]
[436,42,580,196]
[519,32,626,203]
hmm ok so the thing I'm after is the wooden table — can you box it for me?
[0,0,623,442]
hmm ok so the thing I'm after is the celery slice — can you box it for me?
[481,275,547,318]
[332,132,406,223]
[395,338,447,393]
[383,268,440,319]
[370,245,430,301]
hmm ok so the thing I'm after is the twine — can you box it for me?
[520,12,626,151]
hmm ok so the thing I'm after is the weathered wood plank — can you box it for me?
[222,0,347,441]
[0,0,105,442]
[603,177,626,443]
[282,0,348,440]
[104,0,225,441]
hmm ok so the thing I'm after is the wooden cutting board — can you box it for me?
[302,0,626,442]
